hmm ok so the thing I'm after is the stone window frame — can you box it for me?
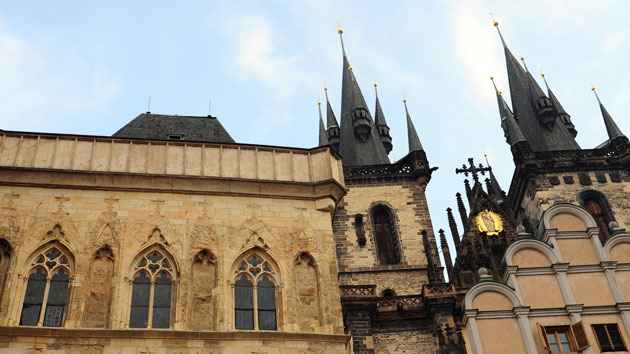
[368,203,403,265]
[19,241,75,328]
[231,248,281,331]
[127,244,179,329]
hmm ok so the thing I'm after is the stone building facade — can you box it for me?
[0,131,350,353]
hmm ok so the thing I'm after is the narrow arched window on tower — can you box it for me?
[584,197,611,243]
[372,206,400,265]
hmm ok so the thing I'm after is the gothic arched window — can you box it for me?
[129,249,176,329]
[20,245,72,327]
[371,205,401,265]
[233,253,277,330]
[580,191,615,243]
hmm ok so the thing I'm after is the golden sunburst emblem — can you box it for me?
[475,210,503,236]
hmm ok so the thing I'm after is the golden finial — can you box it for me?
[490,13,498,27]
[373,75,377,87]
[490,76,494,80]
[317,94,321,106]
[337,20,343,34]
[348,65,353,71]
[401,90,407,103]
[323,79,327,92]
[498,91,502,95]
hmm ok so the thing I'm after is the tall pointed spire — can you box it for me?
[541,72,577,137]
[492,17,579,152]
[336,23,390,166]
[592,86,627,143]
[323,82,340,151]
[374,79,392,154]
[318,97,329,147]
[403,95,423,152]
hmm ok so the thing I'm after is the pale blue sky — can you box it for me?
[1,1,628,265]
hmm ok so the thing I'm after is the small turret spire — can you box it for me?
[541,71,577,137]
[491,76,527,146]
[323,81,340,151]
[592,86,627,143]
[484,153,505,203]
[318,96,328,147]
[403,92,423,152]
[374,78,392,154]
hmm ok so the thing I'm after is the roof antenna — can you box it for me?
[208,98,212,117]
[147,94,151,114]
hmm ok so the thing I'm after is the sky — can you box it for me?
[1,1,629,267]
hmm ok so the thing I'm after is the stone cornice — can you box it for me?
[0,326,350,342]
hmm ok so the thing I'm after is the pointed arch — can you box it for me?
[190,249,217,330]
[19,240,75,327]
[231,247,281,331]
[128,243,178,329]
[293,252,322,330]
[370,204,401,265]
[83,245,115,328]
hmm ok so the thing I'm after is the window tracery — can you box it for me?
[20,245,72,327]
[129,249,175,329]
[234,253,277,330]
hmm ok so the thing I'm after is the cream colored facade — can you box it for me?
[0,131,351,353]
[464,202,630,354]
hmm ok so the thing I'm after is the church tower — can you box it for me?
[320,25,464,354]
[491,20,630,236]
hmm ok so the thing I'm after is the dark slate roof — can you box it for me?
[338,55,390,166]
[499,39,579,151]
[112,113,235,143]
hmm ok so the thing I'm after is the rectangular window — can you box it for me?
[539,322,590,353]
[593,324,627,352]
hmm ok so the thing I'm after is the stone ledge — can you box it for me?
[0,327,350,343]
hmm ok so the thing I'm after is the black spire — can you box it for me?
[374,82,392,154]
[456,192,467,229]
[493,20,579,152]
[593,87,627,144]
[542,73,577,137]
[318,99,329,147]
[324,86,340,152]
[337,26,390,166]
[403,98,423,152]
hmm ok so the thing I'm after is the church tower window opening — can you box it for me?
[371,205,401,265]
[129,248,176,329]
[233,253,278,330]
[20,245,72,327]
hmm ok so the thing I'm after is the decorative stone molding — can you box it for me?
[503,238,561,267]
